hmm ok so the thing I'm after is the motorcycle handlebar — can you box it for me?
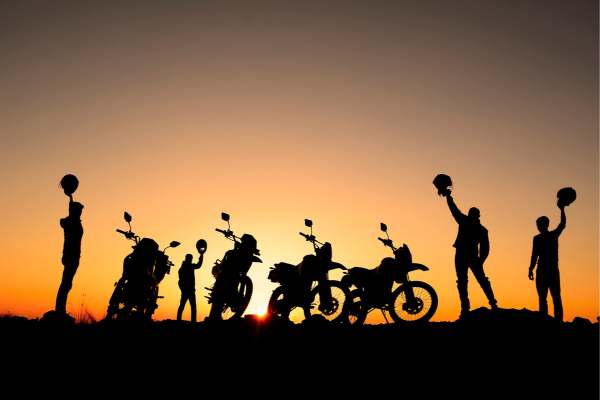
[116,229,135,239]
[299,232,316,243]
[216,228,233,237]
[378,237,393,247]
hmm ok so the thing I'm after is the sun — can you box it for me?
[247,304,269,319]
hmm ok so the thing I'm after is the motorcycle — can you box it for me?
[341,223,438,325]
[268,219,349,323]
[105,211,180,321]
[206,212,261,320]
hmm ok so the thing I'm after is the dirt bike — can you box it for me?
[268,219,349,323]
[105,211,180,321]
[341,223,438,325]
[206,212,261,321]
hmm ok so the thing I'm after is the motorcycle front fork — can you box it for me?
[382,280,417,321]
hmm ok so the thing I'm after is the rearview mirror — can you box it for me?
[304,219,313,228]
[170,241,181,248]
[124,212,132,223]
[380,223,387,232]
[221,212,230,222]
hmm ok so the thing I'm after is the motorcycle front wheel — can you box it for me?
[219,275,253,320]
[389,281,438,323]
[105,280,127,320]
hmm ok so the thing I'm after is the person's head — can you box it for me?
[184,253,193,262]
[536,216,550,233]
[69,201,84,218]
[468,207,480,222]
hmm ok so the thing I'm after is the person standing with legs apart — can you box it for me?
[528,187,575,322]
[177,240,206,322]
[433,174,498,319]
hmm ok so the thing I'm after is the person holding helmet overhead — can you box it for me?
[55,174,84,316]
[528,187,575,322]
[437,186,498,318]
[177,239,206,323]
[56,200,84,315]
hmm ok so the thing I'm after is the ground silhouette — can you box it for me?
[1,308,597,397]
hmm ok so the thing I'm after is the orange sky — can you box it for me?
[0,1,597,322]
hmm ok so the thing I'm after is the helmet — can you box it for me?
[196,239,207,253]
[60,174,79,196]
[433,174,453,196]
[557,187,576,208]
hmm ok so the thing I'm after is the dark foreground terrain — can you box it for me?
[1,308,597,397]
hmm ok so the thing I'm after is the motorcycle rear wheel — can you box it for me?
[344,289,367,325]
[307,281,349,323]
[268,285,310,322]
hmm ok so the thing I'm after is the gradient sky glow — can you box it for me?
[1,1,597,322]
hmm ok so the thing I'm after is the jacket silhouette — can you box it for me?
[529,206,566,321]
[55,201,84,314]
[177,252,204,322]
[446,194,497,316]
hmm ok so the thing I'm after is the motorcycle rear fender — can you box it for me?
[274,262,296,269]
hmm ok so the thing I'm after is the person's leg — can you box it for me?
[535,272,549,316]
[470,258,497,308]
[549,269,563,322]
[56,262,78,314]
[190,292,197,322]
[455,251,470,315]
[177,292,187,321]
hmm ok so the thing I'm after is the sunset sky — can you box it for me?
[0,1,597,322]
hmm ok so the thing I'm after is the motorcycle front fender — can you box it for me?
[407,263,429,272]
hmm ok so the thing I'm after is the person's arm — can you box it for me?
[446,195,465,223]
[528,237,538,280]
[554,206,566,236]
[479,229,490,263]
[195,252,204,270]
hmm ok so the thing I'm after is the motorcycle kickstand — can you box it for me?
[380,309,390,324]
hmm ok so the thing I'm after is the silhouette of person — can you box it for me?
[445,194,497,317]
[177,250,205,322]
[55,200,84,314]
[528,205,566,321]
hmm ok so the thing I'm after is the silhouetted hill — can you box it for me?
[1,308,597,397]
